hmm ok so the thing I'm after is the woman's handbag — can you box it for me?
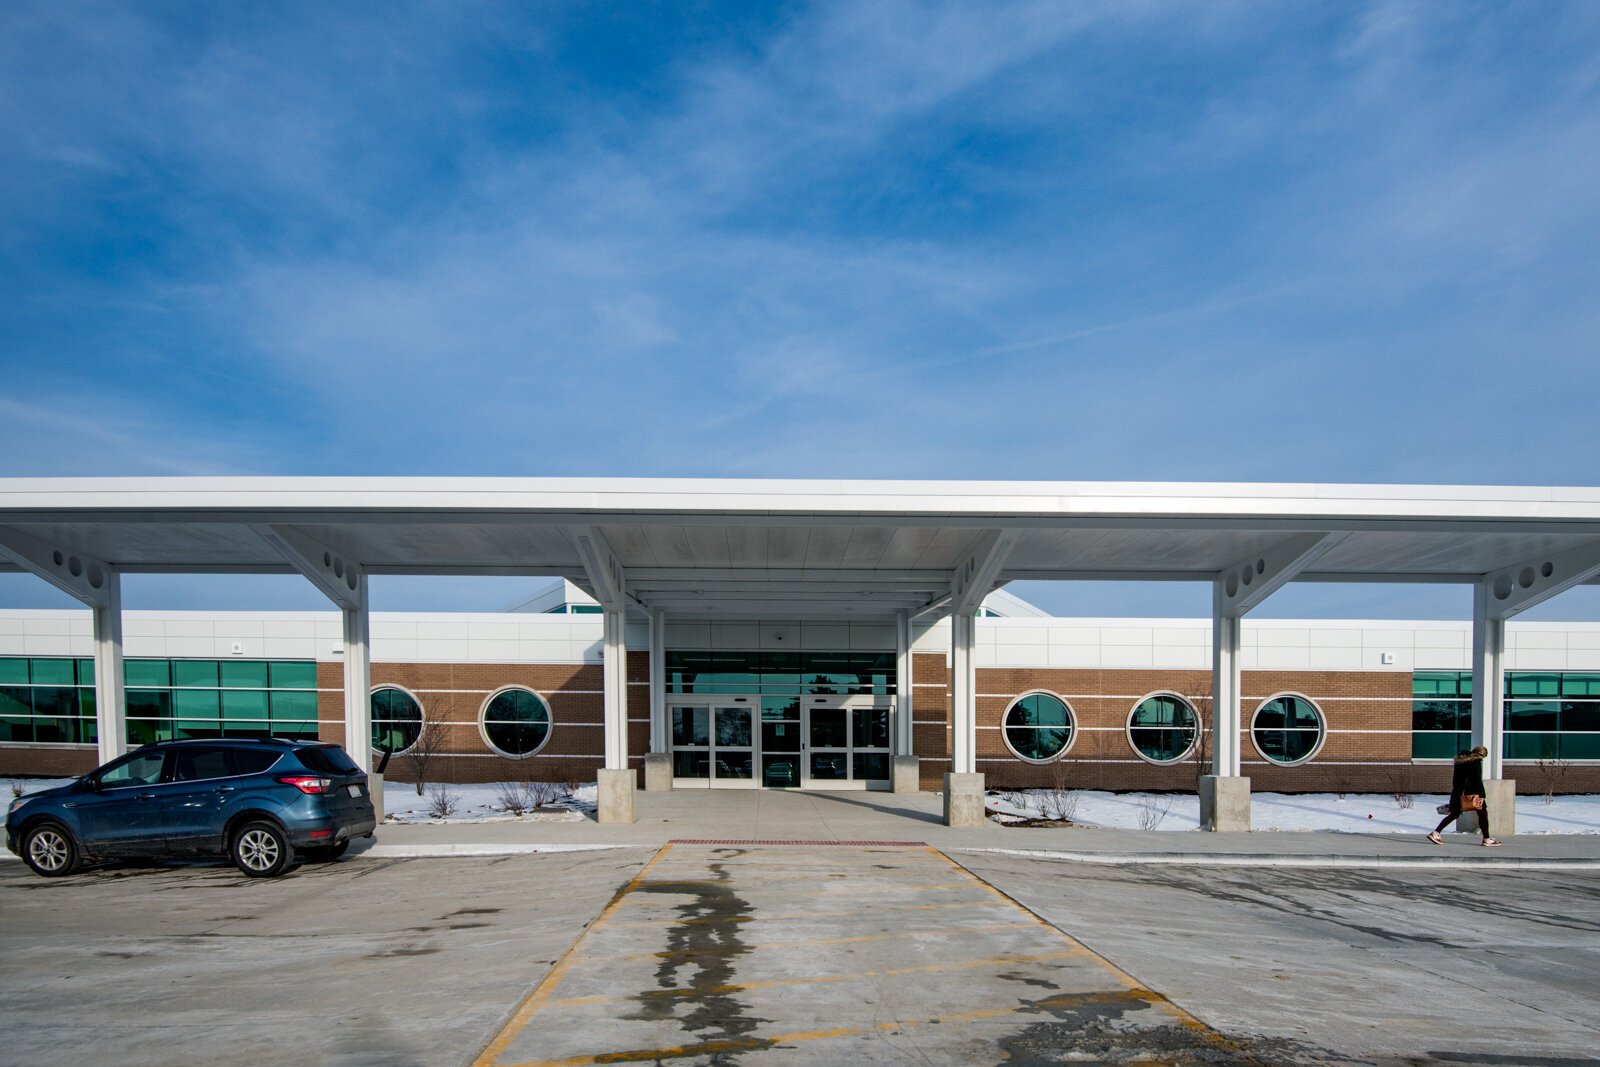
[1461,793,1485,811]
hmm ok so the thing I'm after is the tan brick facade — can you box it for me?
[6,653,1599,794]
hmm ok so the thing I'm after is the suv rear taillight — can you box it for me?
[277,775,334,794]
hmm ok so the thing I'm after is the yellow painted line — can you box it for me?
[928,847,1253,1055]
[577,920,1034,963]
[635,868,949,884]
[547,947,1091,1007]
[468,844,675,1067]
[506,989,1158,1067]
[606,898,997,929]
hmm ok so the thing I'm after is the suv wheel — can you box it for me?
[300,840,350,863]
[22,822,81,878]
[231,820,292,878]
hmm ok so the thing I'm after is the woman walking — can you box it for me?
[1428,745,1501,846]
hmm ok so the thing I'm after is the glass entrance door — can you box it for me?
[670,693,894,790]
[801,695,893,789]
[670,701,758,788]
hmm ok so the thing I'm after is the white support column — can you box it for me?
[342,596,372,774]
[1465,540,1600,837]
[92,573,127,765]
[0,528,126,765]
[1471,580,1507,782]
[892,611,919,793]
[949,612,976,775]
[895,611,914,752]
[602,606,629,770]
[643,607,671,791]
[250,524,371,772]
[648,607,666,753]
[1210,597,1243,779]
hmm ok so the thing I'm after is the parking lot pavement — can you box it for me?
[0,849,654,1067]
[7,845,1599,1067]
[474,842,1320,1067]
[957,851,1600,1066]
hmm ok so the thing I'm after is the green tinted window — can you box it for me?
[30,659,75,686]
[1252,696,1324,765]
[482,688,551,757]
[173,660,220,687]
[1004,694,1074,762]
[1508,673,1561,697]
[220,660,269,688]
[269,661,318,689]
[125,660,170,688]
[1128,694,1198,763]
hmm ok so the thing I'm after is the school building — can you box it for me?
[2,478,1598,828]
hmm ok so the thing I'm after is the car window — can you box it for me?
[99,751,167,788]
[297,746,359,775]
[172,746,235,782]
[232,748,282,775]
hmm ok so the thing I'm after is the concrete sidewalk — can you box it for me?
[359,788,1600,868]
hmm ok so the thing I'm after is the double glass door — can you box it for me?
[669,694,894,790]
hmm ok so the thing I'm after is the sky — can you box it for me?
[2,1,1599,619]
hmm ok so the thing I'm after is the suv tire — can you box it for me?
[300,840,350,863]
[230,820,292,878]
[21,821,81,878]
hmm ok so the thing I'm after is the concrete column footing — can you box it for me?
[597,768,637,824]
[643,753,672,792]
[368,772,384,825]
[1459,778,1516,838]
[944,772,986,827]
[1200,775,1251,832]
[892,756,920,794]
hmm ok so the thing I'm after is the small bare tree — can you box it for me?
[1187,694,1213,791]
[405,716,451,796]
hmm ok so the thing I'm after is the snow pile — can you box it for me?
[381,781,597,824]
[987,789,1600,834]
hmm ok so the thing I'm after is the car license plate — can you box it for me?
[347,785,363,798]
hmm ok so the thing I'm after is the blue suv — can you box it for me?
[5,738,376,878]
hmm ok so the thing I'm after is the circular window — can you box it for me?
[1251,693,1325,766]
[480,687,552,758]
[370,686,423,755]
[1003,692,1075,763]
[1127,693,1199,764]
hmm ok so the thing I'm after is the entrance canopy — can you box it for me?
[3,478,1600,620]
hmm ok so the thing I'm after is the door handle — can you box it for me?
[137,793,157,801]
[215,786,236,794]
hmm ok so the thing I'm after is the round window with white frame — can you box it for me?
[1003,691,1076,763]
[370,685,423,756]
[1250,693,1326,766]
[1126,692,1199,764]
[479,686,552,759]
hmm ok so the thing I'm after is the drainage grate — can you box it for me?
[667,838,927,847]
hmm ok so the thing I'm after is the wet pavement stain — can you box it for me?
[626,849,773,1064]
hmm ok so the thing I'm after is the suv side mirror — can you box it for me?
[82,776,102,794]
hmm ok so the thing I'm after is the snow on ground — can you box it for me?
[8,775,1596,833]
[987,789,1600,834]
[380,781,597,824]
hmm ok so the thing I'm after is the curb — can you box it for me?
[959,847,1600,870]
[355,843,624,859]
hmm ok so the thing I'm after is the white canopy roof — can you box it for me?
[3,478,1599,619]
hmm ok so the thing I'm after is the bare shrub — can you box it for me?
[493,779,537,815]
[1037,760,1078,823]
[427,783,459,819]
[8,780,22,799]
[1383,767,1415,809]
[1136,795,1173,831]
[1537,753,1570,805]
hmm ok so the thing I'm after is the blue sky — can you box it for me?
[2,1,1599,618]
